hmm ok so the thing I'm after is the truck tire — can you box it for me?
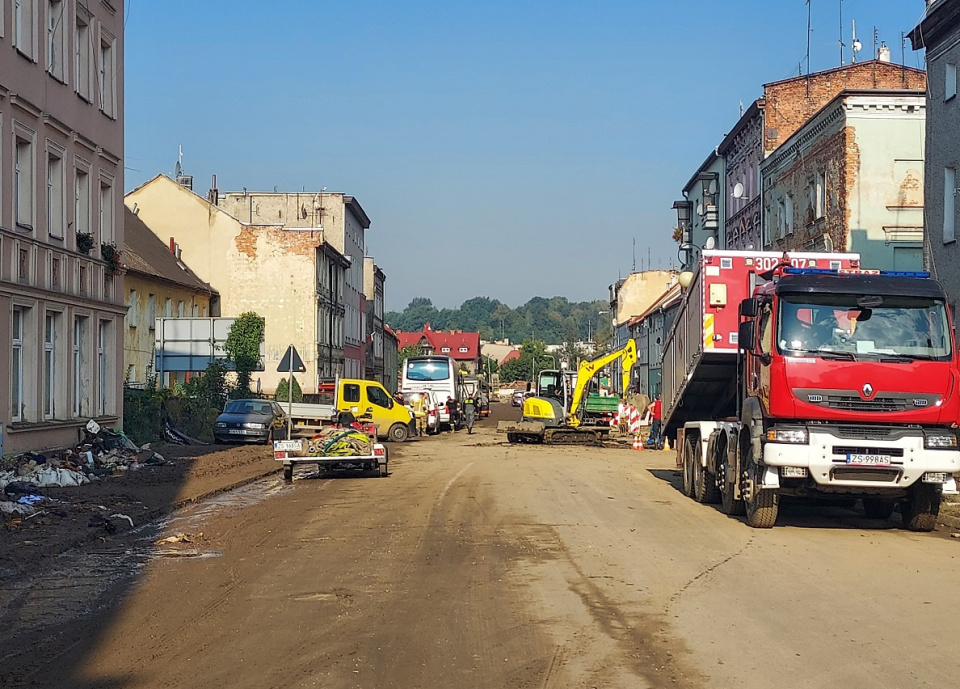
[694,453,721,504]
[282,464,293,482]
[507,433,518,443]
[388,423,410,443]
[742,442,778,528]
[681,434,696,498]
[719,441,745,515]
[901,482,940,532]
[862,498,895,520]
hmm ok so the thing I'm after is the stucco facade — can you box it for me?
[911,0,960,316]
[608,270,677,328]
[761,91,926,269]
[122,207,216,386]
[716,61,927,252]
[125,176,349,394]
[215,191,371,379]
[1,0,126,455]
[364,257,386,387]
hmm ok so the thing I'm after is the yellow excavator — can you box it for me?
[498,339,637,445]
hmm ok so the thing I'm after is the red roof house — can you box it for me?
[395,323,482,373]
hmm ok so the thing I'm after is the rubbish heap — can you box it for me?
[0,419,167,517]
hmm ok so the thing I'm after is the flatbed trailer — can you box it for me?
[274,422,388,480]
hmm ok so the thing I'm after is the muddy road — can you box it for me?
[3,405,960,688]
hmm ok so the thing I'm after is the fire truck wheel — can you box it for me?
[861,498,895,520]
[681,434,696,498]
[901,483,940,532]
[719,442,745,515]
[694,454,721,504]
[743,443,778,528]
[388,423,410,443]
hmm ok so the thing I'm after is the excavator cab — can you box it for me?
[520,369,569,427]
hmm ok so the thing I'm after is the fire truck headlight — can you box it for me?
[923,431,958,449]
[767,427,809,444]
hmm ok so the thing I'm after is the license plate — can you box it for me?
[274,439,302,452]
[227,429,246,434]
[846,454,891,466]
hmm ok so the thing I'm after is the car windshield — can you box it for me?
[777,293,952,361]
[225,400,273,415]
[405,360,450,381]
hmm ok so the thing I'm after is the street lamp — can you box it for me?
[673,199,695,272]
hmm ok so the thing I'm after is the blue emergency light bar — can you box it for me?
[783,268,931,279]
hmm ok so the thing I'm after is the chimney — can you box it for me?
[208,174,219,205]
[878,43,891,62]
[169,237,176,254]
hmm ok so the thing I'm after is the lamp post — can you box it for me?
[673,199,694,271]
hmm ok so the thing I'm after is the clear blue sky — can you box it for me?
[124,0,929,312]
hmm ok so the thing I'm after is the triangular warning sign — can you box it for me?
[277,345,306,373]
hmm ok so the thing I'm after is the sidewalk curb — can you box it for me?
[938,512,960,531]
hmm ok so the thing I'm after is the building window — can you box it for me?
[98,30,117,117]
[44,312,57,419]
[785,195,794,235]
[79,263,87,294]
[177,300,185,317]
[441,347,450,353]
[99,178,115,243]
[148,294,156,329]
[815,171,825,219]
[47,150,65,238]
[164,298,172,317]
[73,316,87,417]
[948,63,958,102]
[75,167,90,239]
[776,198,786,239]
[15,132,36,229]
[12,308,25,422]
[459,347,469,353]
[50,253,61,290]
[97,320,109,415]
[18,246,30,283]
[75,11,91,100]
[128,289,138,327]
[945,167,956,244]
[14,0,37,59]
[46,0,66,81]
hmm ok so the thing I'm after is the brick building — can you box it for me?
[761,90,926,268]
[714,60,926,251]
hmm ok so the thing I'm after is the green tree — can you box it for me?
[224,312,265,395]
[275,375,303,403]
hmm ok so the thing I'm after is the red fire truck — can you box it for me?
[662,250,960,530]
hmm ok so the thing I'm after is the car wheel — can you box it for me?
[388,423,410,443]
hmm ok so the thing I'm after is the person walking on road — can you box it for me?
[647,395,663,447]
[463,392,478,434]
[411,393,428,436]
[445,396,460,432]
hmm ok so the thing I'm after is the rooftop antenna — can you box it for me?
[175,145,183,178]
[632,238,636,273]
[901,32,907,86]
[838,0,844,65]
[805,0,812,97]
[851,20,862,63]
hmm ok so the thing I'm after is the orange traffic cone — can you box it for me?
[632,434,644,451]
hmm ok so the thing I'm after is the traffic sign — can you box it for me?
[277,345,306,373]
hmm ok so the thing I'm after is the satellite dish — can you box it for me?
[852,39,862,53]
[704,236,716,250]
[707,179,718,195]
[733,182,745,199]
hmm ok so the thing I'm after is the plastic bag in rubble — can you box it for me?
[35,467,89,487]
[86,419,102,434]
[0,500,36,516]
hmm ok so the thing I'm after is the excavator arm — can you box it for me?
[566,339,637,427]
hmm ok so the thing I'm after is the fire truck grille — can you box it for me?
[831,467,902,483]
[833,426,898,441]
[832,446,905,458]
[825,396,910,412]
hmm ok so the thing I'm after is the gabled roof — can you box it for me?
[394,325,481,361]
[122,207,216,294]
[500,349,521,365]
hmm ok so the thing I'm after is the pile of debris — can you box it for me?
[0,419,167,517]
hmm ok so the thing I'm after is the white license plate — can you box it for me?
[227,429,248,435]
[846,454,892,466]
[274,439,302,452]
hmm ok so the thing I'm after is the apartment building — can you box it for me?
[0,1,125,455]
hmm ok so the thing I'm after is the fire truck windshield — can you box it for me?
[777,294,952,361]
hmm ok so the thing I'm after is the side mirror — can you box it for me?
[738,321,756,351]
[739,298,760,318]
